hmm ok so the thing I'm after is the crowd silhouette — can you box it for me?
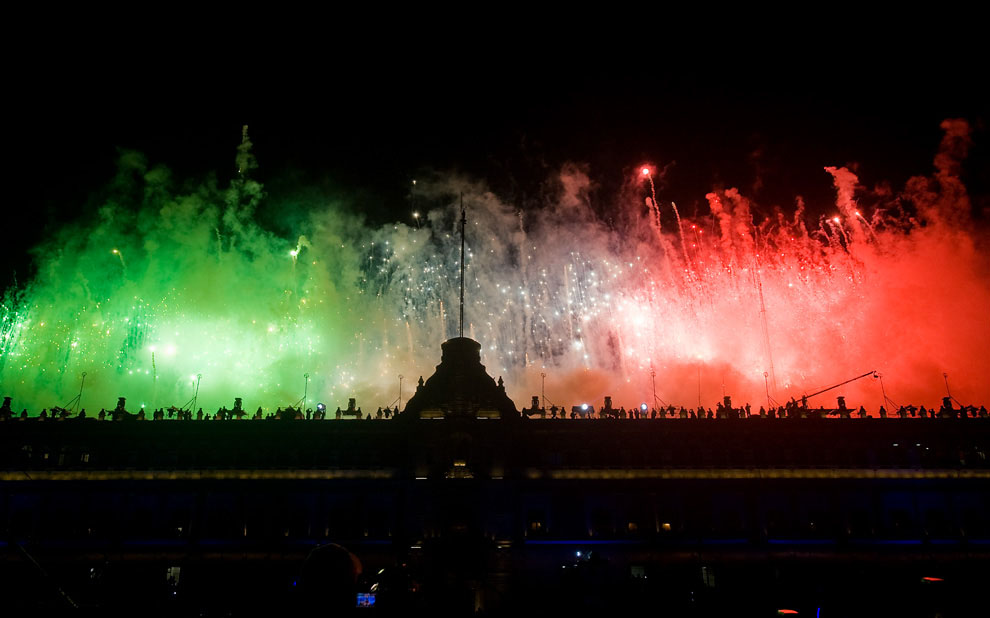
[519,395,988,421]
[0,395,404,423]
[1,393,986,424]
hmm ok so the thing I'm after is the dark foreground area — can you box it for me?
[3,418,989,616]
[3,545,985,617]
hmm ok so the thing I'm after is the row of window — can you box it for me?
[6,441,989,470]
[5,488,987,541]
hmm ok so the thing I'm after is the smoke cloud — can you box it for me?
[1,122,987,415]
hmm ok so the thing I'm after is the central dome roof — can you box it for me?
[399,337,518,420]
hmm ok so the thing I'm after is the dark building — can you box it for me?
[2,340,989,617]
[400,336,518,421]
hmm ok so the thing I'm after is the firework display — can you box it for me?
[1,122,987,414]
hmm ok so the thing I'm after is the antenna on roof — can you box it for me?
[459,193,466,338]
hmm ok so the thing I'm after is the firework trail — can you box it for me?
[1,122,987,414]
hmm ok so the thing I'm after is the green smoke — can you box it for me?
[0,130,437,413]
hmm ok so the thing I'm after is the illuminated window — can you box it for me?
[527,509,546,535]
[701,565,716,588]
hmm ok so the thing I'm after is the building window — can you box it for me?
[701,566,716,589]
[527,510,546,535]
